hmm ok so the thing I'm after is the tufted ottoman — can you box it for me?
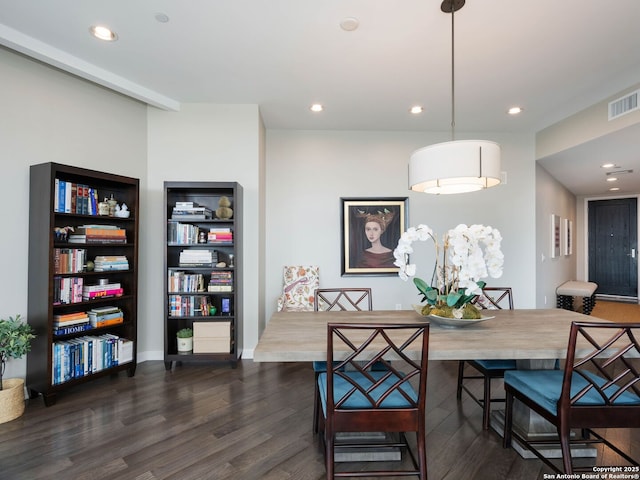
[556,280,598,315]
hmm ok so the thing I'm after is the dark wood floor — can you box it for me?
[0,360,637,479]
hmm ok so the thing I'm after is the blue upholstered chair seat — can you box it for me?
[317,370,418,417]
[504,369,640,416]
[472,359,517,370]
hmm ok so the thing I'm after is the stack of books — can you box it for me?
[178,249,215,267]
[68,225,127,244]
[171,202,213,220]
[82,282,124,300]
[208,228,233,244]
[208,271,233,292]
[87,306,124,328]
[94,255,129,271]
[53,311,91,336]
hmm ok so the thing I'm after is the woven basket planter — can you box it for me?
[0,378,26,424]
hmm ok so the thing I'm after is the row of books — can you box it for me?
[51,335,134,385]
[208,271,233,292]
[53,276,84,305]
[167,222,201,245]
[54,179,100,215]
[68,224,127,244]
[167,222,234,245]
[168,272,205,293]
[54,248,87,274]
[178,249,217,267]
[171,201,213,220]
[94,255,129,271]
[169,295,214,317]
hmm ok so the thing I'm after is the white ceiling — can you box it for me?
[1,0,640,195]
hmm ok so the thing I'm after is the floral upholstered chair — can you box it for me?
[276,265,320,312]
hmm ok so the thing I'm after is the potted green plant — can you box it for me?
[176,327,193,353]
[0,315,35,423]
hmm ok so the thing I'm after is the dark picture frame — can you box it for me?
[341,197,408,276]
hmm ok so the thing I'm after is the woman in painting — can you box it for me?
[355,210,396,268]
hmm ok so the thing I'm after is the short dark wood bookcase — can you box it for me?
[27,162,139,406]
[164,181,243,369]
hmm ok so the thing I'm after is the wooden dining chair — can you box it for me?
[457,287,515,429]
[316,322,429,479]
[503,321,640,474]
[315,288,373,312]
[312,287,373,433]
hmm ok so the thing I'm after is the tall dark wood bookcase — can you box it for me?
[27,162,139,406]
[164,182,243,369]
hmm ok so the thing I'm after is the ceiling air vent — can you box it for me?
[609,89,639,120]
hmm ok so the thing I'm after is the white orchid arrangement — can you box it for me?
[393,224,504,311]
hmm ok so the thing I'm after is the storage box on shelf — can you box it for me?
[28,162,139,406]
[164,182,242,370]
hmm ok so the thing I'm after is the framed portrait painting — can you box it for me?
[341,197,408,276]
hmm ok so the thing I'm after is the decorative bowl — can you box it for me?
[412,304,494,328]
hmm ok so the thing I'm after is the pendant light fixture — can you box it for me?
[409,0,501,194]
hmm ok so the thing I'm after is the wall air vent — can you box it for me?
[609,89,639,120]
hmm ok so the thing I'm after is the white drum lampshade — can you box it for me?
[409,139,501,194]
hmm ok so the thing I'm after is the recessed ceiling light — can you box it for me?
[155,13,170,23]
[601,163,617,169]
[340,17,359,32]
[90,25,118,41]
[609,187,620,191]
[507,106,523,115]
[606,177,618,182]
[410,106,424,114]
[310,104,323,113]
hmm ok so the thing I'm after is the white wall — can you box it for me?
[535,164,577,307]
[264,130,537,326]
[0,47,147,379]
[145,104,263,360]
[0,45,568,374]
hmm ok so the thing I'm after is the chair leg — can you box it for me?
[325,429,334,480]
[482,375,492,430]
[456,361,465,400]
[313,373,319,434]
[503,391,513,448]
[558,421,573,474]
[417,430,428,479]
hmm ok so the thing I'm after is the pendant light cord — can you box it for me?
[450,3,456,141]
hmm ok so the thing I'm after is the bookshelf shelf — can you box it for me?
[28,162,139,406]
[164,181,242,369]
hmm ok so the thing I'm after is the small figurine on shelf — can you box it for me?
[54,226,74,242]
[216,196,233,220]
[107,194,118,217]
[114,203,130,218]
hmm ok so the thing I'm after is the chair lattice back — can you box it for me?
[327,323,428,412]
[563,321,640,410]
[314,288,372,312]
[472,286,514,310]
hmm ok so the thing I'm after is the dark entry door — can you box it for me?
[588,198,638,298]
